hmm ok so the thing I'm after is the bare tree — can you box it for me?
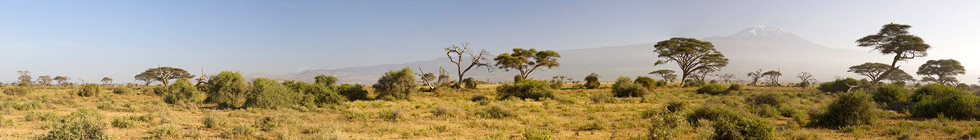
[796,72,815,83]
[718,73,736,83]
[416,66,437,90]
[746,69,765,86]
[446,43,493,88]
[436,67,451,86]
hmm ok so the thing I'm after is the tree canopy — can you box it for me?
[135,67,195,87]
[855,23,930,85]
[653,38,728,85]
[494,48,560,81]
[847,62,892,82]
[916,59,965,85]
[314,74,338,87]
[649,69,675,81]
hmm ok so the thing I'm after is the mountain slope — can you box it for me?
[262,26,891,84]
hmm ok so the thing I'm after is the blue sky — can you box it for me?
[0,0,977,83]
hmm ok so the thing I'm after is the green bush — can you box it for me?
[666,101,687,113]
[810,91,879,129]
[727,84,742,91]
[112,87,133,95]
[3,86,30,96]
[523,129,553,140]
[220,125,257,139]
[25,112,58,122]
[204,71,251,108]
[612,77,649,97]
[151,86,167,96]
[496,80,554,100]
[647,109,681,140]
[584,73,600,89]
[746,93,787,107]
[372,67,417,100]
[696,84,727,95]
[911,93,980,119]
[478,104,513,118]
[244,78,305,109]
[462,77,478,89]
[686,106,774,140]
[871,84,908,105]
[283,80,345,106]
[590,93,612,104]
[111,117,135,128]
[634,76,657,90]
[817,78,861,93]
[77,84,101,97]
[164,78,206,104]
[37,109,112,140]
[911,84,962,102]
[337,84,369,101]
[148,125,180,139]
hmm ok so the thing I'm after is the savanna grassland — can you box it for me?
[1,82,978,140]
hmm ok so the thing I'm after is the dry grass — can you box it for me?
[0,84,974,139]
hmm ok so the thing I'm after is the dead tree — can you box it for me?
[446,43,492,89]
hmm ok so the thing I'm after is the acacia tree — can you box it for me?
[101,77,113,85]
[54,76,69,85]
[17,71,31,86]
[847,62,892,82]
[37,75,53,86]
[653,38,728,85]
[718,73,736,83]
[584,73,600,89]
[796,72,815,84]
[314,74,338,87]
[885,69,914,83]
[916,59,965,85]
[763,70,782,86]
[649,69,676,81]
[135,73,155,86]
[136,67,195,87]
[664,74,677,82]
[747,69,765,86]
[446,43,493,88]
[494,48,560,81]
[373,67,417,100]
[855,23,930,86]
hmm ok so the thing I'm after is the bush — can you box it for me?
[204,71,251,108]
[431,106,462,117]
[810,91,879,128]
[283,81,345,106]
[151,86,167,96]
[372,67,417,100]
[911,84,962,102]
[634,76,657,90]
[871,84,908,105]
[470,94,489,102]
[37,109,112,140]
[111,117,136,128]
[612,77,649,97]
[911,93,980,119]
[696,84,727,95]
[686,106,774,140]
[496,80,554,100]
[202,113,224,129]
[112,87,133,95]
[244,78,305,109]
[25,112,58,122]
[590,93,612,104]
[584,73,600,89]
[523,129,552,140]
[647,109,681,140]
[148,125,180,139]
[3,86,30,96]
[727,84,742,91]
[817,78,861,93]
[462,77,478,89]
[746,93,787,107]
[378,110,405,121]
[77,84,101,97]
[220,125,256,139]
[478,105,513,118]
[666,101,687,113]
[164,78,206,104]
[337,84,369,101]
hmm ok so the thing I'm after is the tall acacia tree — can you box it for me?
[763,70,782,86]
[37,75,53,86]
[916,59,965,85]
[747,69,765,86]
[446,43,493,88]
[855,23,930,86]
[847,62,892,82]
[17,71,32,86]
[652,38,728,85]
[136,67,195,87]
[314,74,338,87]
[494,48,560,81]
[885,69,914,83]
[54,76,69,85]
[101,77,113,85]
[718,73,736,83]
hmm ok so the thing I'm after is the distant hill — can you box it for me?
[257,26,891,84]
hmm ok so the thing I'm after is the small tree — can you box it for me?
[164,78,206,104]
[664,74,677,82]
[134,72,154,86]
[584,73,600,89]
[763,70,782,86]
[373,67,417,100]
[649,69,676,82]
[855,23,931,86]
[718,73,736,83]
[446,43,493,88]
[494,48,560,81]
[652,38,729,85]
[550,75,567,89]
[314,74,338,87]
[848,62,892,83]
[796,72,816,88]
[204,71,251,108]
[136,67,195,87]
[245,78,304,109]
[37,75,53,86]
[415,66,437,90]
[917,59,965,85]
[885,69,914,83]
[100,77,113,85]
[54,76,70,85]
[747,69,765,86]
[17,71,32,86]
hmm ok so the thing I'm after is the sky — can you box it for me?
[0,0,977,84]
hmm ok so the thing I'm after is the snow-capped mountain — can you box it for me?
[257,26,889,84]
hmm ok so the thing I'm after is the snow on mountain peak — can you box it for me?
[735,26,791,37]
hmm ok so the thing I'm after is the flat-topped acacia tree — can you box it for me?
[652,38,728,85]
[917,59,965,85]
[135,67,195,87]
[494,48,560,81]
[855,23,930,86]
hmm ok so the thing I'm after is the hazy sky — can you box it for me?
[0,0,977,83]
